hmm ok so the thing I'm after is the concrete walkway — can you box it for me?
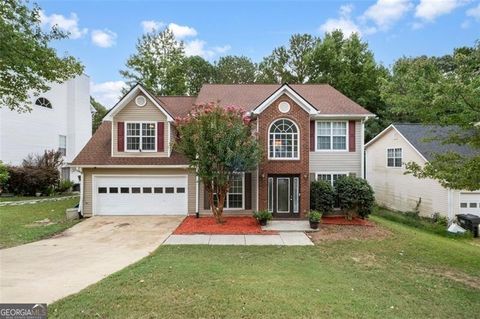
[164,232,313,246]
[0,216,183,304]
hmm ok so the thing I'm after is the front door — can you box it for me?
[268,175,300,218]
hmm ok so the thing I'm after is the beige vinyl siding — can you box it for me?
[198,172,258,215]
[365,127,449,217]
[112,93,169,157]
[82,168,195,217]
[309,120,362,176]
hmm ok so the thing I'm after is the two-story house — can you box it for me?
[71,83,373,218]
[0,74,92,182]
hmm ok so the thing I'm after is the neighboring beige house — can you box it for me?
[365,123,480,220]
[71,83,373,218]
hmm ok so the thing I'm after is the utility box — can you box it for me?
[456,214,480,237]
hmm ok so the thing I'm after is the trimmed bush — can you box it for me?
[0,161,9,194]
[57,179,74,193]
[335,176,375,219]
[310,180,335,213]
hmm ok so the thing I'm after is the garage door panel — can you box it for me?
[459,193,480,217]
[94,176,188,216]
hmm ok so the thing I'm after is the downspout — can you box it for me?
[447,188,454,225]
[361,120,365,179]
[195,170,199,217]
[256,115,260,211]
[78,168,84,218]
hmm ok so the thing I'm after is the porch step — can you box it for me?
[261,220,318,232]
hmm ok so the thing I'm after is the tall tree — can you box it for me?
[308,31,387,115]
[0,0,83,112]
[120,28,186,95]
[175,104,262,223]
[214,56,257,84]
[258,34,318,83]
[383,42,480,190]
[90,97,107,133]
[184,56,215,95]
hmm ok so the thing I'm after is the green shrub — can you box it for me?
[308,210,322,222]
[253,210,272,221]
[0,161,9,194]
[335,176,375,219]
[310,180,335,213]
[57,180,74,193]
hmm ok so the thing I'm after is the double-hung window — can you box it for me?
[126,122,156,151]
[213,174,244,209]
[387,148,402,167]
[58,135,67,156]
[316,121,347,150]
[317,173,347,187]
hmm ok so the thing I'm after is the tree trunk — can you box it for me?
[205,183,228,224]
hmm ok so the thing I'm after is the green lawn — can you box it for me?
[0,197,80,248]
[50,216,480,318]
[0,194,76,202]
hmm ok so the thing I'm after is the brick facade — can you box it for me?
[257,94,310,218]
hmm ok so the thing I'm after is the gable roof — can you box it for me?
[253,84,317,115]
[195,84,373,116]
[103,84,175,122]
[71,122,188,166]
[365,123,478,161]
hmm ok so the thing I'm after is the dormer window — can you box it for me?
[126,122,156,152]
[35,97,52,109]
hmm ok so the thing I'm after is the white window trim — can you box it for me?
[314,120,349,152]
[315,172,350,186]
[386,147,402,168]
[124,121,157,153]
[267,177,274,212]
[213,173,245,210]
[267,118,300,160]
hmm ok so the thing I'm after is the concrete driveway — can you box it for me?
[0,216,183,304]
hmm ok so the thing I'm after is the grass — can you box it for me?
[372,206,472,238]
[50,215,480,318]
[0,197,80,248]
[0,194,76,202]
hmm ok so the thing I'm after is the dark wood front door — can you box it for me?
[268,175,300,218]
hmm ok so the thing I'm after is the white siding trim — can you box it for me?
[252,84,317,115]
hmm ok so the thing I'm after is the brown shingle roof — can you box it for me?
[71,122,188,166]
[195,84,372,115]
[157,96,196,118]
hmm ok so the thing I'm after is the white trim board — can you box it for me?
[103,84,174,122]
[252,84,318,115]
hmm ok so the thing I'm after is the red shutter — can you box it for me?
[348,120,356,152]
[310,120,315,151]
[117,122,124,152]
[157,122,165,152]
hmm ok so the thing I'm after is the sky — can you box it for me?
[37,0,480,108]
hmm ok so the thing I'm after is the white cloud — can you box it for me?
[466,3,480,20]
[362,0,412,30]
[212,45,232,54]
[415,0,468,21]
[168,23,197,39]
[319,5,362,36]
[91,81,127,108]
[91,29,117,48]
[39,11,87,39]
[184,41,231,59]
[141,20,165,33]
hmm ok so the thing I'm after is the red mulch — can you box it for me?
[322,215,374,226]
[173,216,278,235]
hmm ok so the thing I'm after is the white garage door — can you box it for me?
[459,192,480,217]
[93,175,188,215]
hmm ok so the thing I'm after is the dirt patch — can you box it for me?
[25,218,57,228]
[441,270,480,290]
[115,223,131,228]
[308,224,391,243]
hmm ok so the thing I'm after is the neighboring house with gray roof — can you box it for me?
[365,123,480,220]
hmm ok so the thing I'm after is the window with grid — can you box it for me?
[213,174,244,209]
[126,122,156,151]
[269,119,299,159]
[316,121,347,150]
[387,148,402,167]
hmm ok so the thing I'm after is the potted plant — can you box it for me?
[253,210,272,226]
[308,211,322,229]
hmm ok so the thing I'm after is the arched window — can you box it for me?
[269,119,299,159]
[35,97,52,109]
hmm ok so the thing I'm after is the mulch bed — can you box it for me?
[173,216,278,235]
[322,215,375,226]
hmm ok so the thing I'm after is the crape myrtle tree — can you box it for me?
[174,103,262,223]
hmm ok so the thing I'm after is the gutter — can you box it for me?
[78,168,84,217]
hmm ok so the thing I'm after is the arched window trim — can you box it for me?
[268,118,300,160]
[35,97,53,109]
